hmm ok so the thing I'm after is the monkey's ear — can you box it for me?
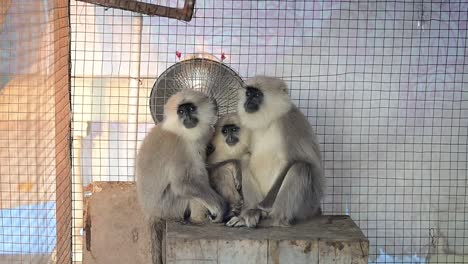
[206,143,216,156]
[279,81,288,93]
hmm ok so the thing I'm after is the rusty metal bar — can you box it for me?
[76,0,196,21]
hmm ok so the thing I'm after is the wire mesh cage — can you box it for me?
[0,0,71,263]
[67,0,468,263]
[69,0,468,262]
[0,0,467,263]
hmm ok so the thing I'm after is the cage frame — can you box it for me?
[75,0,196,21]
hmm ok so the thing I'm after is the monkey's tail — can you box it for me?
[150,217,165,264]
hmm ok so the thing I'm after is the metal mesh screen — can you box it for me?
[149,57,243,122]
[70,0,467,263]
[0,0,71,263]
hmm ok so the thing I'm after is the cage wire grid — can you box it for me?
[70,0,467,263]
[0,0,71,263]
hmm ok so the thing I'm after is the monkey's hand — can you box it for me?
[207,199,227,223]
[226,208,261,228]
[225,197,243,219]
[234,174,242,191]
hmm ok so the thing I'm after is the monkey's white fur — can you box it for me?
[238,76,292,130]
[228,76,325,228]
[237,77,293,195]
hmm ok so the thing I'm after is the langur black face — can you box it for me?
[243,86,264,113]
[177,102,198,128]
[221,124,240,146]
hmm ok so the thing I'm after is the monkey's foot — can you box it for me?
[244,209,261,228]
[226,209,261,228]
[226,216,245,227]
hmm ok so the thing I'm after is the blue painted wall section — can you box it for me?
[0,201,56,254]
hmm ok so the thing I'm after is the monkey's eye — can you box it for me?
[177,109,184,115]
[246,91,251,97]
[189,105,196,112]
[232,127,239,132]
[254,93,259,97]
[222,128,228,135]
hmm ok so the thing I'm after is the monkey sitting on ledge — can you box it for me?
[136,89,227,263]
[227,76,325,228]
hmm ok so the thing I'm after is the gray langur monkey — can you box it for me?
[136,89,226,263]
[204,113,251,219]
[227,76,325,228]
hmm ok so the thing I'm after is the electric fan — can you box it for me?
[149,54,244,123]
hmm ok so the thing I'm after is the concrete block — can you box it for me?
[166,216,369,264]
[83,182,152,264]
[83,182,369,264]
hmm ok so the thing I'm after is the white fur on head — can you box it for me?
[207,113,251,164]
[162,89,217,143]
[238,76,292,129]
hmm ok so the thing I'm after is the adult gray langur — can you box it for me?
[136,89,226,263]
[226,76,325,228]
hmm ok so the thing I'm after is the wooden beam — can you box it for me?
[76,0,196,21]
[53,0,72,263]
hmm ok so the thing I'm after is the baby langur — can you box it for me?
[204,113,251,219]
[227,76,325,228]
[136,89,226,263]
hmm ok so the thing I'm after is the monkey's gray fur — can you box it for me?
[136,89,226,263]
[203,113,251,219]
[227,76,325,228]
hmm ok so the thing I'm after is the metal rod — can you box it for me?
[76,0,196,21]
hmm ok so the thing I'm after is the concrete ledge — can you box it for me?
[83,182,369,264]
[166,216,369,264]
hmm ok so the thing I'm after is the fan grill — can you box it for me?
[150,58,243,123]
